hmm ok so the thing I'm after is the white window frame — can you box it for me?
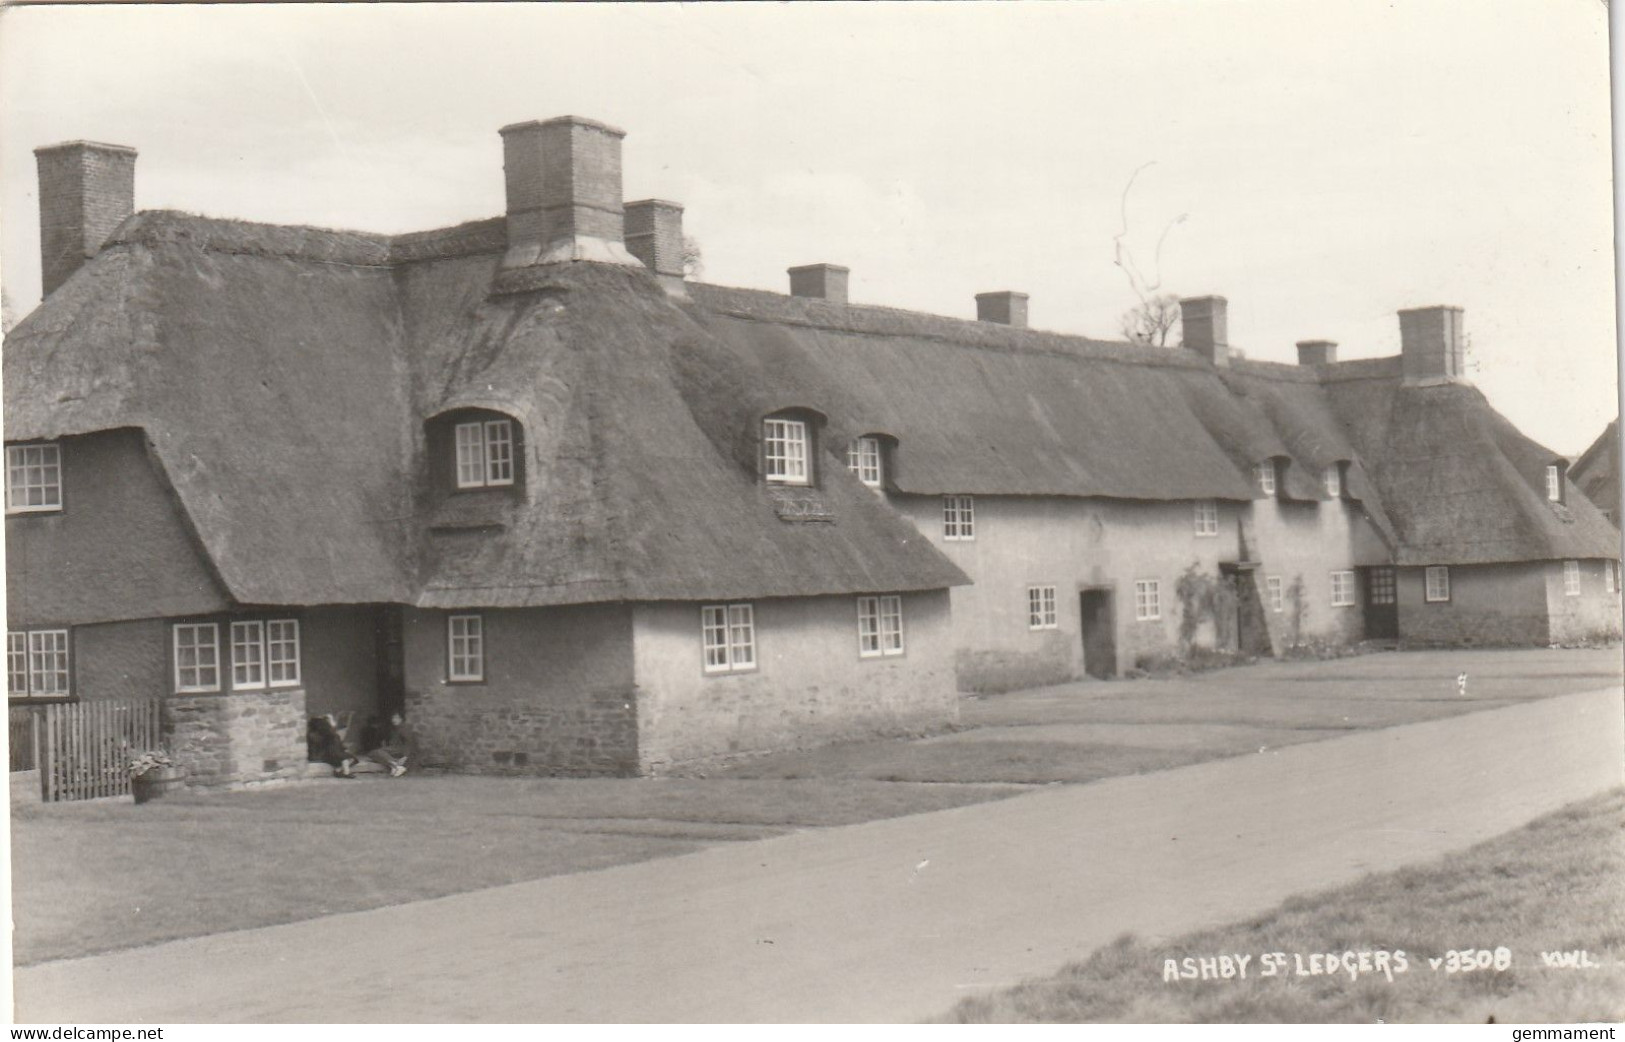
[6,443,63,515]
[1324,466,1342,499]
[448,614,485,682]
[1424,565,1451,603]
[1266,575,1284,613]
[454,420,517,490]
[1255,461,1276,496]
[1545,464,1562,503]
[1134,579,1161,621]
[1027,585,1058,630]
[230,621,266,690]
[173,623,221,693]
[943,494,976,541]
[857,595,905,658]
[702,603,757,673]
[1193,500,1219,537]
[847,437,883,489]
[1563,560,1582,597]
[763,418,810,486]
[1330,570,1356,607]
[8,629,70,697]
[267,619,301,687]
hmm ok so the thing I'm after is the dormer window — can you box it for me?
[1545,463,1565,503]
[1255,461,1276,496]
[847,436,883,488]
[764,417,811,486]
[6,442,62,514]
[455,419,515,489]
[1323,465,1342,498]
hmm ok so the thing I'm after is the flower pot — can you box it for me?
[131,765,187,804]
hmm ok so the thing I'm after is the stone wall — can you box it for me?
[1395,562,1551,647]
[1545,558,1624,644]
[163,687,307,786]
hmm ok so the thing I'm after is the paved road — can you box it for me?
[16,687,1623,1023]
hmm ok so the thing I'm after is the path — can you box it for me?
[15,686,1622,1023]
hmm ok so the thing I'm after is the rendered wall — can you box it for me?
[402,604,639,775]
[1395,562,1551,646]
[1248,491,1383,651]
[631,590,956,772]
[1544,559,1624,644]
[68,618,168,701]
[300,606,383,721]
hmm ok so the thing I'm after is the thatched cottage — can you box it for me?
[1572,420,1620,527]
[7,116,1619,781]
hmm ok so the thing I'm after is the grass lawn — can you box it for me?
[944,788,1625,1024]
[9,774,1020,965]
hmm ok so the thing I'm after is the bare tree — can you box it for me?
[1120,292,1181,346]
[1,286,16,336]
[682,236,704,280]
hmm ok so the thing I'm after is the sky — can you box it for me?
[0,0,1617,454]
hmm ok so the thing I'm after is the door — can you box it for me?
[1362,566,1398,640]
[375,605,406,717]
[1079,588,1116,678]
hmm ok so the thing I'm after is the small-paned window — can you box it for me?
[6,443,63,514]
[1545,464,1563,503]
[702,603,757,673]
[231,621,266,689]
[1563,560,1582,597]
[174,623,221,693]
[455,420,516,490]
[7,629,70,697]
[1028,586,1058,629]
[1424,566,1451,603]
[1368,567,1397,606]
[1324,466,1342,498]
[228,619,301,690]
[847,437,883,488]
[267,620,301,687]
[857,595,905,658]
[1255,461,1276,496]
[448,614,485,682]
[763,419,810,486]
[1330,570,1357,607]
[1135,580,1161,621]
[1194,500,1219,536]
[1266,576,1283,613]
[943,495,976,541]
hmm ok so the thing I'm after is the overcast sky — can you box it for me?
[0,0,1616,453]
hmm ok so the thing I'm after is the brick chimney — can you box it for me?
[625,200,685,278]
[1180,295,1229,367]
[1296,339,1338,366]
[35,141,137,298]
[1398,306,1465,385]
[976,291,1028,329]
[788,264,848,304]
[499,116,640,269]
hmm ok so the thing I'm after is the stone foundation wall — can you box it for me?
[163,687,307,786]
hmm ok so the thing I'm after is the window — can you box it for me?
[1368,567,1397,606]
[847,437,883,488]
[1255,461,1276,496]
[231,621,265,688]
[763,419,810,485]
[1545,464,1562,503]
[448,614,485,682]
[228,619,301,690]
[1607,561,1617,595]
[1028,586,1058,629]
[454,420,516,490]
[943,495,976,541]
[267,620,301,686]
[1330,570,1356,607]
[1323,466,1342,498]
[173,623,221,692]
[1134,580,1161,621]
[1563,560,1582,597]
[857,595,905,658]
[7,629,69,697]
[1424,566,1451,603]
[1194,500,1218,537]
[6,443,62,514]
[1266,576,1283,613]
[702,603,757,673]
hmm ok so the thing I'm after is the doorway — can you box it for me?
[1079,588,1116,678]
[1362,566,1398,640]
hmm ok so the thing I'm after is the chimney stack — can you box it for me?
[788,264,848,304]
[35,141,137,299]
[1180,295,1229,367]
[499,116,640,269]
[624,200,685,279]
[1296,339,1338,366]
[1398,306,1465,385]
[975,291,1028,329]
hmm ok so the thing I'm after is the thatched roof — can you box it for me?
[1571,419,1621,526]
[8,207,1611,613]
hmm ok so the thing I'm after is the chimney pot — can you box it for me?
[975,291,1029,329]
[1296,339,1338,366]
[35,140,137,298]
[1398,306,1466,385]
[788,264,849,304]
[499,116,640,269]
[1180,295,1229,367]
[625,199,685,279]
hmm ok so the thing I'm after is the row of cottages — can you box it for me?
[6,116,1620,782]
[1572,419,1621,527]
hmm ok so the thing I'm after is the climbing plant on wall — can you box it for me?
[1175,562,1238,650]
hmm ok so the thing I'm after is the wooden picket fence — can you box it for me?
[38,699,163,802]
